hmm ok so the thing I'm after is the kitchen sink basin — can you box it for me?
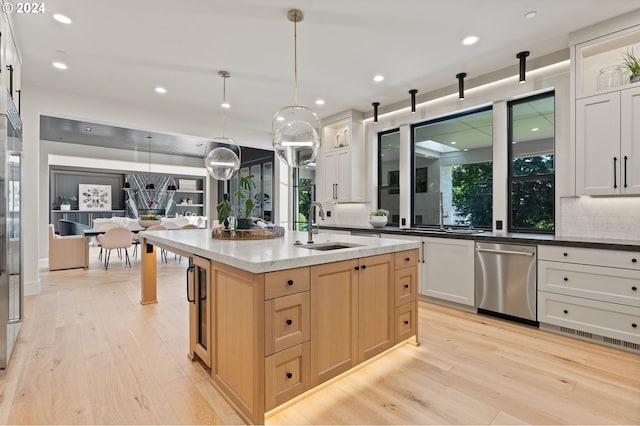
[297,242,363,251]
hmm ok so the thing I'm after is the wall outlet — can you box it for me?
[496,220,503,230]
[326,210,331,217]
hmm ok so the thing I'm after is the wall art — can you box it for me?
[79,184,112,211]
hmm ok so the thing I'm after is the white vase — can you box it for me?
[60,204,71,211]
[369,215,388,228]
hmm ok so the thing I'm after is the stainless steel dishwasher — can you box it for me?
[475,242,537,323]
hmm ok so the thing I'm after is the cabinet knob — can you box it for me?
[405,257,411,262]
[286,372,293,379]
[287,279,294,286]
[286,319,293,326]
[563,309,568,314]
[403,320,409,325]
[632,323,637,328]
[563,277,568,282]
[361,265,367,270]
[563,252,568,257]
[632,286,638,291]
[403,284,409,289]
[354,266,360,271]
[632,258,638,264]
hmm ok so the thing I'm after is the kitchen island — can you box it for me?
[139,229,421,424]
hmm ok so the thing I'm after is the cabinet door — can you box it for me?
[358,254,394,363]
[423,238,475,306]
[310,259,358,386]
[335,148,352,201]
[322,151,337,202]
[189,256,212,367]
[621,86,640,194]
[576,92,621,195]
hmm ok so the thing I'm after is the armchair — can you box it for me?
[48,224,88,271]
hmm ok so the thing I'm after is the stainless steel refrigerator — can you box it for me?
[0,91,22,369]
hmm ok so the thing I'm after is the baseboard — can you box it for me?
[24,278,41,296]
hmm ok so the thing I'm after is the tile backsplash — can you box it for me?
[560,196,640,240]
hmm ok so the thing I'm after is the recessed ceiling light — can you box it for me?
[461,35,479,46]
[450,141,457,145]
[155,86,167,94]
[85,127,92,132]
[373,75,385,82]
[53,13,72,24]
[221,102,230,109]
[277,116,285,122]
[52,61,67,70]
[531,127,539,132]
[463,148,469,152]
[315,99,325,105]
[525,11,537,19]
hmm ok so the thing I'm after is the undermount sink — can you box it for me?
[297,242,364,251]
[445,229,485,234]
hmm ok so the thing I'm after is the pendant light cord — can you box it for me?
[293,14,298,106]
[221,75,227,138]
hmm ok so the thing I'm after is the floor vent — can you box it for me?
[543,324,639,354]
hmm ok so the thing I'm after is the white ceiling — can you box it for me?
[12,0,640,153]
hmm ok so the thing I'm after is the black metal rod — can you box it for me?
[7,64,13,99]
[372,102,380,123]
[16,89,21,115]
[456,73,466,99]
[409,89,417,113]
[517,51,530,83]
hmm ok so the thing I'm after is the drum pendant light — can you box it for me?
[204,70,241,189]
[272,9,321,168]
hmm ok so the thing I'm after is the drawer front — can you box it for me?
[539,261,640,307]
[265,342,310,410]
[538,292,640,344]
[538,245,640,270]
[394,267,417,307]
[394,249,418,270]
[395,301,417,344]
[265,292,310,356]
[265,267,310,300]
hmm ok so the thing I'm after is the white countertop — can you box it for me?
[140,229,421,273]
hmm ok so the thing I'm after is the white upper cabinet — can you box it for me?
[572,19,640,195]
[318,110,366,203]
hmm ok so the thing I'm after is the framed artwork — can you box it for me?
[416,167,428,193]
[79,184,112,210]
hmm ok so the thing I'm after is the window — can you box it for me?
[508,92,555,233]
[411,107,493,228]
[292,166,315,231]
[377,129,400,226]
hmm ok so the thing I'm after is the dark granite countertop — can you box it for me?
[322,225,640,252]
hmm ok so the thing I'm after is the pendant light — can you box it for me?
[456,73,466,99]
[272,9,321,168]
[372,102,380,123]
[204,70,241,191]
[517,51,530,83]
[409,89,417,113]
[145,136,156,190]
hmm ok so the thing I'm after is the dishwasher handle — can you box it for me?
[476,248,535,256]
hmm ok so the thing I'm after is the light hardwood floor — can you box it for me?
[1,246,638,425]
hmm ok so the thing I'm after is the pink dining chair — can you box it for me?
[96,226,134,269]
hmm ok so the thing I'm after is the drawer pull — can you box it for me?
[632,286,638,291]
[632,258,638,264]
[286,319,293,326]
[361,265,367,270]
[403,320,409,325]
[287,279,294,286]
[633,323,637,328]
[563,277,568,282]
[286,372,293,379]
[563,252,568,257]
[563,309,568,314]
[405,257,411,262]
[403,284,409,288]
[354,266,360,271]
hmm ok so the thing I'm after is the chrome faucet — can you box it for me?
[307,202,325,243]
[439,192,449,230]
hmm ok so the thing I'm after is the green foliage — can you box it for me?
[298,212,309,231]
[451,162,493,227]
[622,48,640,75]
[234,175,257,219]
[298,178,313,228]
[510,155,555,231]
[370,209,389,216]
[217,196,232,224]
[58,195,77,204]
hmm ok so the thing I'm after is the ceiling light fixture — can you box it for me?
[372,102,380,123]
[373,75,385,82]
[155,86,167,94]
[531,127,539,132]
[205,70,241,192]
[409,89,418,113]
[272,9,321,168]
[85,127,92,132]
[315,99,325,105]
[456,73,466,99]
[517,51,530,83]
[525,11,537,19]
[461,35,479,46]
[52,61,67,70]
[53,13,72,24]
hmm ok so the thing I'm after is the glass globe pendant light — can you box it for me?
[272,9,321,168]
[204,70,241,192]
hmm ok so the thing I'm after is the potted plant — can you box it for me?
[234,175,257,229]
[622,47,640,84]
[369,208,389,228]
[138,200,161,228]
[58,195,77,211]
[216,194,232,229]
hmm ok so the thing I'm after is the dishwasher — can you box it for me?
[475,242,537,324]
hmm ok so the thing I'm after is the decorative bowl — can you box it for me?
[369,215,388,228]
[138,218,161,228]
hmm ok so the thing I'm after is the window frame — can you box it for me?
[507,90,555,234]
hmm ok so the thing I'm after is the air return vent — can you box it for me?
[543,324,639,354]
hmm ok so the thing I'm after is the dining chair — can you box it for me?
[94,222,122,261]
[96,226,134,269]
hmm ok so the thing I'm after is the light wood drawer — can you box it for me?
[265,342,310,410]
[395,301,417,344]
[538,292,640,344]
[539,260,640,307]
[538,245,640,270]
[265,292,310,356]
[265,267,310,300]
[394,249,418,270]
[394,267,417,307]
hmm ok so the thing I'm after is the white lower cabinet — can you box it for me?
[423,238,475,306]
[538,245,640,346]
